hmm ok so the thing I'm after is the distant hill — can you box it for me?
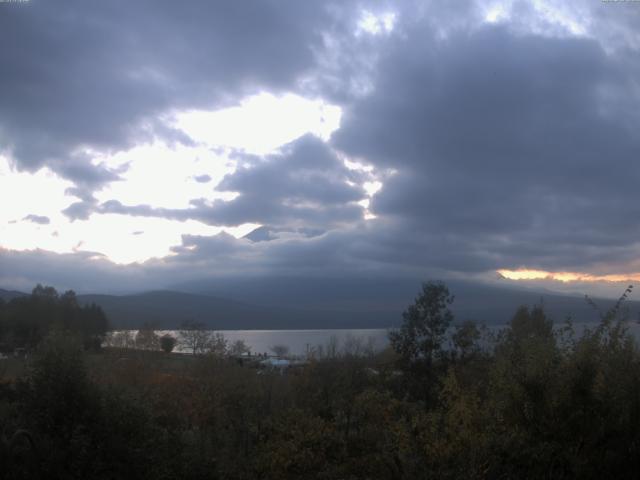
[173,277,640,328]
[0,288,28,302]
[3,281,639,330]
[75,290,387,330]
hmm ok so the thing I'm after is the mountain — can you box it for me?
[4,281,639,330]
[76,290,388,330]
[173,277,640,328]
[243,226,325,243]
[243,226,280,242]
[0,288,28,302]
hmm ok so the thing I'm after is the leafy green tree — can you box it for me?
[486,305,561,469]
[389,281,454,367]
[21,332,98,456]
[508,304,554,343]
[17,331,170,478]
[451,320,482,360]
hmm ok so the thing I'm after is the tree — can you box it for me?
[208,332,228,357]
[160,334,177,353]
[229,339,250,356]
[179,320,213,355]
[31,284,59,301]
[451,320,482,360]
[389,281,454,367]
[1,285,109,351]
[106,330,135,349]
[136,322,159,350]
[270,344,290,358]
[25,331,96,444]
[79,302,109,350]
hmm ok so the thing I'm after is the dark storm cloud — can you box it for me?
[0,247,155,293]
[162,215,490,280]
[98,135,368,228]
[0,0,351,191]
[333,24,640,273]
[209,134,368,226]
[5,1,640,295]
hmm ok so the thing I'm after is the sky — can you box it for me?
[1,0,640,297]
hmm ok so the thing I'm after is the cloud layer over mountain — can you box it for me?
[2,0,640,296]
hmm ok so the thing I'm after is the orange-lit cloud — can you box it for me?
[497,269,640,283]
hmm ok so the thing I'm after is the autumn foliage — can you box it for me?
[1,283,640,479]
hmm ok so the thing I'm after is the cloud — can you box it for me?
[22,214,50,225]
[332,23,640,275]
[193,174,212,184]
[0,0,345,194]
[62,199,98,221]
[98,134,369,228]
[3,1,640,298]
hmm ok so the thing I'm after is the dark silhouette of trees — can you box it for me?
[0,429,39,479]
[0,285,109,351]
[451,319,482,360]
[179,319,226,355]
[269,344,289,358]
[159,334,177,353]
[135,322,159,350]
[388,281,454,402]
[389,281,454,366]
[229,339,250,356]
[4,281,640,479]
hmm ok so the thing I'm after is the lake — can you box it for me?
[214,328,390,356]
[112,320,640,357]
[111,328,390,356]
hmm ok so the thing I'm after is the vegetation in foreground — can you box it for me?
[1,283,640,479]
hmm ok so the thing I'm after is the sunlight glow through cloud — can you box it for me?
[356,10,397,36]
[96,143,236,210]
[531,0,588,36]
[175,92,342,155]
[0,156,75,222]
[0,92,349,265]
[484,4,508,24]
[498,268,640,283]
[480,0,589,37]
[0,155,259,264]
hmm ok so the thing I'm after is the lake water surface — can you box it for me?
[116,328,390,356]
[214,328,390,356]
[115,321,640,357]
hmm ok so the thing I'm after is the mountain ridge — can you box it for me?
[3,282,638,330]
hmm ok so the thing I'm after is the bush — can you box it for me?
[160,334,177,353]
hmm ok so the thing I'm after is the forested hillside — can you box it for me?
[2,282,640,478]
